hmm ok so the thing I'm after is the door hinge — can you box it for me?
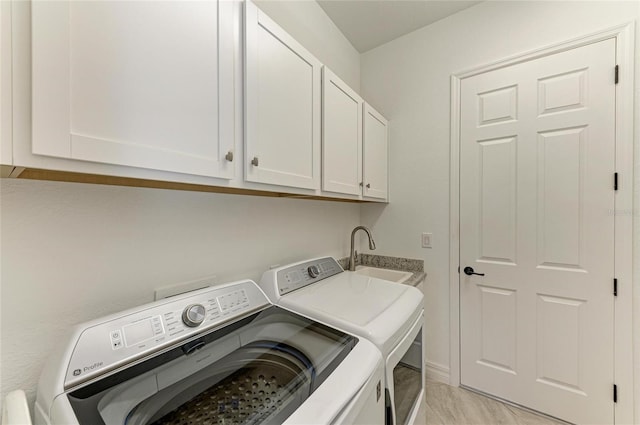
[613,278,617,296]
[615,65,619,84]
[614,173,618,190]
[613,384,617,403]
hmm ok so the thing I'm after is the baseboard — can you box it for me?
[425,360,450,384]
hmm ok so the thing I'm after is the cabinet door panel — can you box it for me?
[244,0,321,190]
[32,0,234,179]
[363,104,389,200]
[1,0,12,165]
[322,67,362,196]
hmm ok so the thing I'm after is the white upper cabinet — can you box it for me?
[322,67,363,196]
[0,0,12,167]
[244,0,321,190]
[363,103,389,200]
[31,0,235,179]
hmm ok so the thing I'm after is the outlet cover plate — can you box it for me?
[422,233,433,248]
[154,275,217,300]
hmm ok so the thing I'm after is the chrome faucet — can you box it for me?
[349,226,376,271]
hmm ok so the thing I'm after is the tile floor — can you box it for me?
[424,380,568,425]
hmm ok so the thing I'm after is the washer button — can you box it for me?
[110,330,123,350]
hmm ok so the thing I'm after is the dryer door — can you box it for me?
[65,307,357,425]
[386,312,424,425]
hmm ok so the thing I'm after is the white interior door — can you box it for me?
[459,39,616,424]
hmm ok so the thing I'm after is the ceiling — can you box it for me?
[317,0,481,53]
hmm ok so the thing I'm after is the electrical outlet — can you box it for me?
[421,233,433,248]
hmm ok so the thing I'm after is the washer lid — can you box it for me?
[277,273,423,356]
[64,307,362,425]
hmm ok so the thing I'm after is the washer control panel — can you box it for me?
[64,281,268,389]
[276,257,343,296]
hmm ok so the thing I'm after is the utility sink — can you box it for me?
[353,266,413,284]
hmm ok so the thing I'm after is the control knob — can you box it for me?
[307,265,320,278]
[182,304,206,327]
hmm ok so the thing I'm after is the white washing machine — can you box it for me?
[259,257,425,425]
[34,280,384,425]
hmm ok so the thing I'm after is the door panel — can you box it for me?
[363,103,388,200]
[244,1,321,190]
[537,69,586,116]
[32,0,235,179]
[322,67,363,196]
[536,294,586,395]
[257,24,313,178]
[477,85,518,126]
[478,136,517,264]
[460,39,615,424]
[478,285,517,374]
[537,127,586,270]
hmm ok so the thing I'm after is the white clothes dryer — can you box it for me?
[35,280,384,425]
[259,257,425,425]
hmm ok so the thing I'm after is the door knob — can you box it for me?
[251,157,259,166]
[225,151,234,162]
[463,266,485,276]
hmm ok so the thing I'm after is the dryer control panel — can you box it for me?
[275,257,343,296]
[64,280,269,389]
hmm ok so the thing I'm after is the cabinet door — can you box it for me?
[244,0,321,190]
[31,0,235,179]
[363,103,389,200]
[322,67,363,196]
[0,0,12,166]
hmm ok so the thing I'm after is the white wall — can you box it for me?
[360,0,639,414]
[0,0,361,411]
[634,1,640,419]
[0,180,360,406]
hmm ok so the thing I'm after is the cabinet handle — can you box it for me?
[366,183,371,189]
[359,182,363,187]
[225,151,234,162]
[251,157,259,167]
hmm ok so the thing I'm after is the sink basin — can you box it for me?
[353,266,413,284]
